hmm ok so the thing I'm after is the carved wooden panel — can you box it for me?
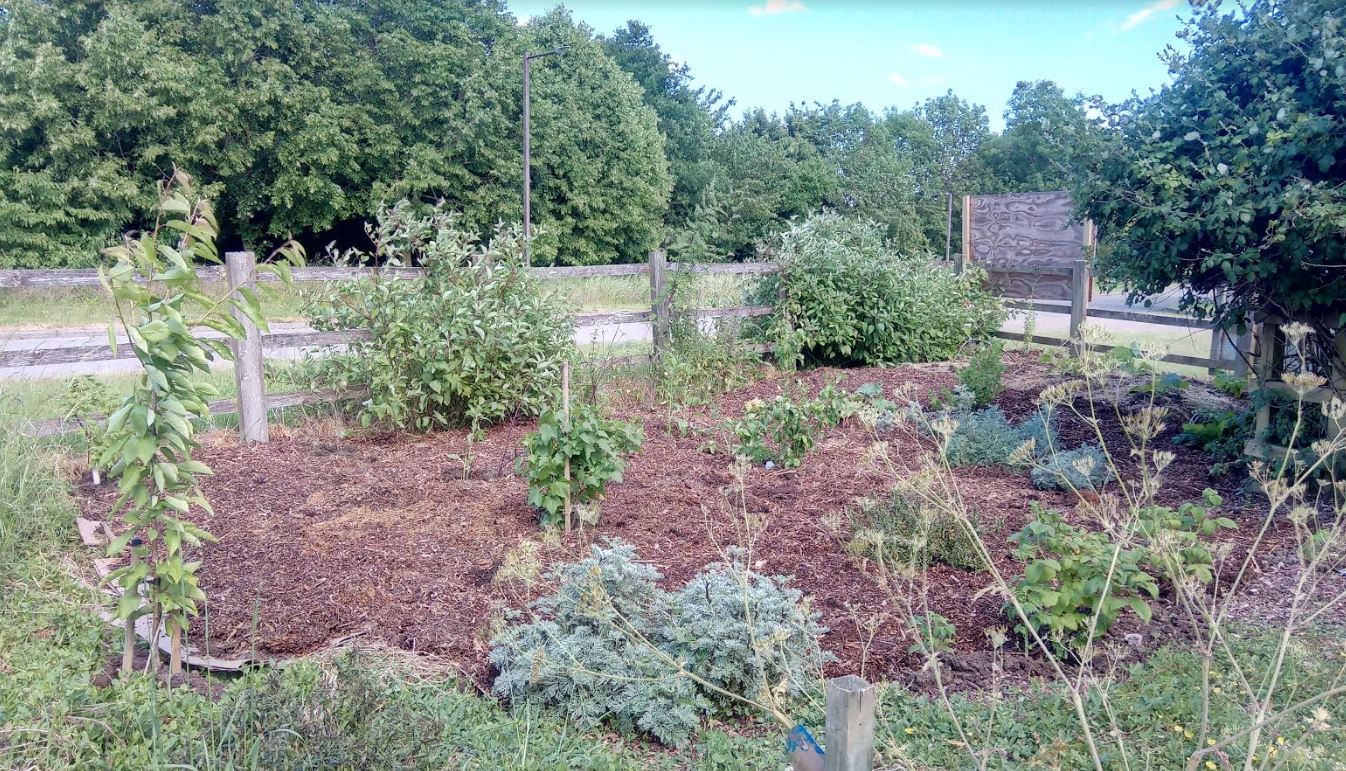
[967,191,1085,300]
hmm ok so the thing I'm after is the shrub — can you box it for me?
[304,202,574,432]
[668,549,831,709]
[490,540,829,747]
[1030,444,1113,492]
[520,405,643,529]
[731,384,852,468]
[654,319,761,408]
[906,612,956,656]
[1135,489,1236,587]
[941,406,1056,469]
[848,489,984,571]
[958,340,1007,408]
[767,213,1004,367]
[1008,506,1158,654]
[490,541,706,747]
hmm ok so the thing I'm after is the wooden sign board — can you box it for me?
[963,191,1092,301]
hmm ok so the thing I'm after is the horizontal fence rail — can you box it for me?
[0,305,777,370]
[0,260,781,290]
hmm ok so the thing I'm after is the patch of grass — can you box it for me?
[545,273,753,313]
[0,283,310,330]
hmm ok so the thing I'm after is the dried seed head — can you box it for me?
[1281,322,1313,346]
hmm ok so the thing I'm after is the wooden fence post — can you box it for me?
[225,251,268,444]
[1069,258,1088,357]
[824,675,875,771]
[957,195,971,274]
[649,249,670,356]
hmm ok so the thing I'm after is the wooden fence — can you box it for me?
[9,253,780,438]
[988,258,1254,375]
[8,254,1266,440]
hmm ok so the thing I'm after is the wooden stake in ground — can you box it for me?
[169,624,183,681]
[120,549,140,677]
[562,360,572,532]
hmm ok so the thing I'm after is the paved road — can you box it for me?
[0,291,1203,381]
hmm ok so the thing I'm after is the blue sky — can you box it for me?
[508,0,1191,130]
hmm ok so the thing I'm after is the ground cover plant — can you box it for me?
[303,202,574,432]
[730,381,853,468]
[489,539,829,747]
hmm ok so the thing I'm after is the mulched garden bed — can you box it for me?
[74,352,1342,692]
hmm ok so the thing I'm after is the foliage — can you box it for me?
[303,202,573,432]
[0,1,668,267]
[1030,444,1113,492]
[848,489,984,571]
[958,340,1007,408]
[768,213,1003,367]
[1008,506,1159,654]
[979,80,1096,194]
[669,548,832,710]
[940,406,1055,469]
[653,319,761,408]
[1135,489,1237,588]
[521,404,644,529]
[906,612,956,656]
[600,21,727,227]
[98,172,300,674]
[1175,408,1254,476]
[731,384,851,468]
[490,540,828,747]
[59,375,120,475]
[1068,0,1346,328]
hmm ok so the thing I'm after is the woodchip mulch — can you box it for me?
[74,352,1343,692]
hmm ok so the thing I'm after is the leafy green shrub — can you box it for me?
[1030,444,1113,492]
[848,489,983,571]
[941,406,1056,469]
[1135,489,1236,587]
[1008,506,1158,654]
[731,385,852,468]
[906,612,956,656]
[490,540,829,747]
[521,405,643,529]
[304,202,574,432]
[767,213,1004,367]
[669,548,831,709]
[958,340,1006,407]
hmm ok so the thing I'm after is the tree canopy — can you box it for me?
[0,1,1102,268]
[1067,0,1346,327]
[0,0,668,266]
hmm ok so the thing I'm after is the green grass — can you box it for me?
[544,273,756,313]
[0,283,310,329]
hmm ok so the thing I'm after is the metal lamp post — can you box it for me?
[522,46,567,260]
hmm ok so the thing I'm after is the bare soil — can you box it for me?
[75,352,1343,692]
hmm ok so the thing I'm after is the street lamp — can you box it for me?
[522,46,567,260]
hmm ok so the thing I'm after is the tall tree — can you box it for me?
[980,80,1092,193]
[601,20,727,227]
[0,0,670,267]
[884,92,992,256]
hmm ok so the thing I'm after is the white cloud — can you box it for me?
[748,0,805,16]
[1120,0,1179,31]
[516,14,531,26]
[888,72,910,87]
[911,43,945,58]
